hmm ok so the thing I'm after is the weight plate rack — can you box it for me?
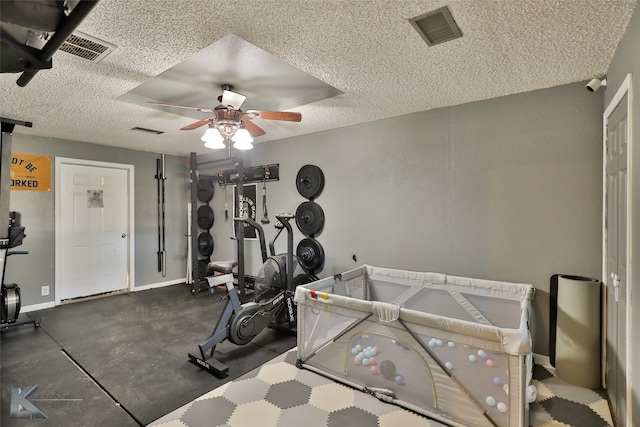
[295,164,326,274]
[189,153,216,294]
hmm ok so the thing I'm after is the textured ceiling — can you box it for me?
[0,0,636,156]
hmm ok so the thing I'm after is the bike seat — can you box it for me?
[206,261,238,275]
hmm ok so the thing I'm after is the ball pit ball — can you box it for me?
[436,339,443,346]
[368,357,376,365]
[380,360,397,381]
[477,349,485,357]
[354,358,361,366]
[468,355,477,363]
[370,366,379,375]
[362,358,370,366]
[485,359,495,367]
[395,375,404,385]
[493,377,502,386]
[351,347,358,355]
[355,344,362,352]
[503,384,509,395]
[497,402,507,413]
[428,339,436,348]
[373,346,379,353]
[485,396,496,407]
[448,341,455,347]
[445,362,453,370]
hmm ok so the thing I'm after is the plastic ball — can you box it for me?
[364,349,371,357]
[353,358,361,366]
[468,355,477,363]
[436,339,443,346]
[493,377,502,386]
[497,402,507,413]
[445,362,453,370]
[395,375,404,385]
[477,350,486,357]
[362,358,370,366]
[370,348,377,356]
[486,359,495,367]
[368,357,376,365]
[503,384,509,395]
[351,347,358,355]
[380,360,397,380]
[370,366,379,375]
[373,346,379,353]
[428,339,437,348]
[448,341,455,347]
[485,396,496,407]
[356,352,364,361]
[355,344,362,352]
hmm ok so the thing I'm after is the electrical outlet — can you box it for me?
[41,285,50,296]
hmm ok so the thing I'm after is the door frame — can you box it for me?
[602,73,633,425]
[54,157,135,305]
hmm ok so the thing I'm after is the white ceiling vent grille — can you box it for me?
[59,31,116,62]
[409,6,462,47]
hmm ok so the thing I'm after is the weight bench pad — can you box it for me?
[206,261,238,275]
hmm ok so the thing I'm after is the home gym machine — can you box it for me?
[188,213,313,378]
[1,117,38,331]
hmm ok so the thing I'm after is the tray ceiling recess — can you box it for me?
[118,34,343,124]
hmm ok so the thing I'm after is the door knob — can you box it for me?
[121,233,127,238]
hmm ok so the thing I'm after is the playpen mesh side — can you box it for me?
[295,265,535,427]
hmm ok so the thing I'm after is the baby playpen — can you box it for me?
[295,265,535,427]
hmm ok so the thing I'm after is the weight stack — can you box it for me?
[552,274,601,388]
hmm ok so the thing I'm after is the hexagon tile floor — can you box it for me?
[148,350,614,427]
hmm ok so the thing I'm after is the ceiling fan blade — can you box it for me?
[220,90,246,110]
[147,101,214,114]
[245,110,302,122]
[243,119,266,137]
[180,118,211,130]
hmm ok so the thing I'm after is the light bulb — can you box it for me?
[201,127,225,149]
[231,128,254,150]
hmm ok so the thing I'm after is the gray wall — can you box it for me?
[201,81,604,356]
[5,134,190,306]
[604,3,640,425]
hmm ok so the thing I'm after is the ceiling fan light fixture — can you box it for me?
[232,127,254,150]
[231,127,253,144]
[202,127,226,149]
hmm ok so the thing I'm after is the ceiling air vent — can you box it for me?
[409,6,462,47]
[59,31,116,62]
[131,127,164,135]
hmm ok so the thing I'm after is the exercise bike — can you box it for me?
[188,213,315,377]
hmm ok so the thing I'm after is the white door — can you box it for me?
[604,91,629,426]
[58,162,130,300]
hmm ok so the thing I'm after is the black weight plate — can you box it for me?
[197,233,214,257]
[296,165,325,199]
[197,179,214,202]
[296,238,325,272]
[295,201,325,236]
[197,205,214,229]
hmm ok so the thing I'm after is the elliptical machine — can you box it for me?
[188,213,315,377]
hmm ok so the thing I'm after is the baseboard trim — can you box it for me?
[21,301,56,313]
[134,279,185,292]
[533,353,552,368]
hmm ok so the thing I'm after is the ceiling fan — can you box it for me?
[147,84,302,150]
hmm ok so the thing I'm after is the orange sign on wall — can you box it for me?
[10,153,51,191]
